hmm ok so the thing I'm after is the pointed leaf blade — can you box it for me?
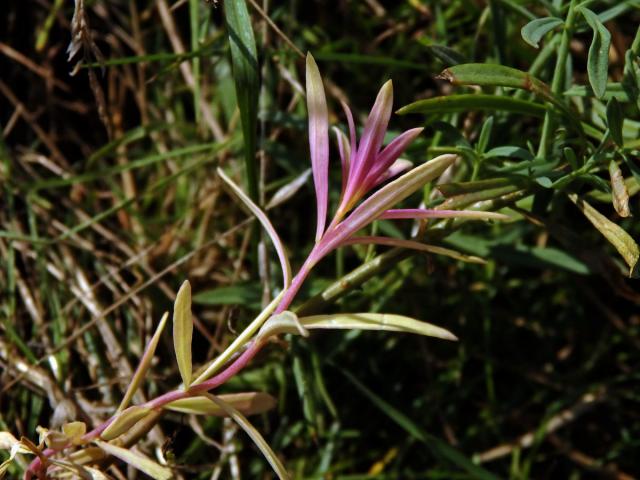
[173,280,193,389]
[101,406,152,441]
[119,312,168,412]
[297,312,457,341]
[306,53,329,242]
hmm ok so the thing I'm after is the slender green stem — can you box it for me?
[537,0,580,158]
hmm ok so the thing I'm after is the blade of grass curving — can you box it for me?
[225,0,260,200]
[218,168,292,288]
[578,7,611,99]
[118,312,168,412]
[339,369,501,480]
[94,440,172,480]
[173,281,193,389]
[165,392,277,416]
[202,393,290,480]
[379,208,509,221]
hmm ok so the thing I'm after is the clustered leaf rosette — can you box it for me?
[274,54,507,312]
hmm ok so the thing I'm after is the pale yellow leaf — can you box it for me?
[101,406,152,441]
[165,392,277,416]
[173,280,193,388]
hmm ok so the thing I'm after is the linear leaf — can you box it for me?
[297,312,457,341]
[173,280,193,389]
[569,194,638,277]
[218,168,292,288]
[118,312,168,412]
[342,237,487,264]
[94,440,172,480]
[165,392,277,416]
[203,393,290,480]
[578,7,612,99]
[397,94,546,117]
[521,17,564,48]
[606,97,624,146]
[224,0,259,200]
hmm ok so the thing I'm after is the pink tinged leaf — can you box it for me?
[343,80,394,203]
[333,127,351,197]
[370,159,413,188]
[379,209,510,221]
[312,154,457,262]
[340,100,357,169]
[306,53,329,242]
[362,127,424,190]
[218,168,292,288]
[342,236,486,264]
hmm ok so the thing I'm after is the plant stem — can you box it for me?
[537,0,579,158]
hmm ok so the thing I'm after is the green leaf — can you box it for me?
[521,17,564,49]
[606,97,624,147]
[94,440,172,480]
[101,406,152,441]
[476,116,494,154]
[578,7,612,99]
[118,312,168,412]
[424,44,468,66]
[569,194,638,277]
[203,393,290,480]
[165,392,277,416]
[173,280,193,389]
[224,0,259,200]
[397,94,546,117]
[437,63,575,120]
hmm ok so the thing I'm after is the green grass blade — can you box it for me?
[224,0,260,201]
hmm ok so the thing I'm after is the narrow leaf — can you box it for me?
[218,168,292,288]
[397,94,546,117]
[379,208,509,221]
[94,440,172,480]
[306,53,329,242]
[224,0,259,199]
[342,236,487,265]
[609,160,631,217]
[297,312,457,341]
[521,17,564,49]
[257,311,309,340]
[165,392,277,416]
[203,393,290,480]
[173,280,193,389]
[569,194,638,277]
[606,97,624,147]
[579,7,612,99]
[101,406,152,441]
[119,312,168,412]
